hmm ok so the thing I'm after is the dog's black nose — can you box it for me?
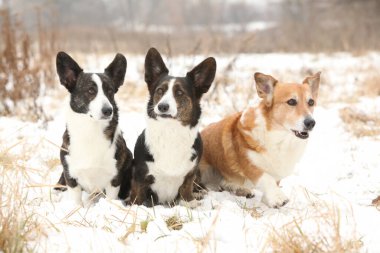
[304,117,316,130]
[102,107,113,117]
[158,103,169,113]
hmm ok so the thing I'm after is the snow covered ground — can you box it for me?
[1,52,379,252]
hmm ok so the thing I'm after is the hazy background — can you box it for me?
[0,0,379,119]
[3,0,380,54]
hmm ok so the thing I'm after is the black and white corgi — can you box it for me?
[128,48,216,207]
[54,52,133,205]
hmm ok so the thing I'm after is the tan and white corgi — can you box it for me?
[199,72,321,208]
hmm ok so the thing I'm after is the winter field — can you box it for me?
[1,52,380,252]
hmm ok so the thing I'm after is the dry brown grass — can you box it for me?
[165,215,184,231]
[359,73,380,98]
[0,146,45,253]
[339,107,380,138]
[191,209,220,253]
[245,206,263,219]
[0,181,41,253]
[237,201,263,219]
[264,192,363,253]
[0,6,57,121]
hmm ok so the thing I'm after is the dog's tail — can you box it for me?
[54,172,67,191]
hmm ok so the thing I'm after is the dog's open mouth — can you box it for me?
[159,114,175,119]
[292,130,309,139]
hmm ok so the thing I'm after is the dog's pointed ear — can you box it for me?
[254,72,277,107]
[144,48,168,92]
[56,52,83,92]
[186,57,216,98]
[303,71,321,99]
[105,53,127,93]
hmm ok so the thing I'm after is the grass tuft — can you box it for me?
[0,135,53,253]
[140,218,150,233]
[165,215,184,231]
[0,153,43,253]
[339,107,380,138]
[264,193,363,253]
[359,73,380,97]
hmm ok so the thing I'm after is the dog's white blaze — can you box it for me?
[154,78,177,117]
[145,117,198,203]
[245,107,307,181]
[65,103,120,196]
[89,74,112,120]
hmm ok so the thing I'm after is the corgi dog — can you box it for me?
[199,72,321,208]
[54,52,133,205]
[129,48,216,207]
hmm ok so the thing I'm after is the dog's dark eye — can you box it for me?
[308,99,315,106]
[175,90,183,96]
[156,88,164,95]
[88,87,96,95]
[287,99,297,106]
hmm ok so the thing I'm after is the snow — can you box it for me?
[1,52,380,252]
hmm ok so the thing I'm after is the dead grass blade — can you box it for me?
[340,107,380,138]
[264,191,363,253]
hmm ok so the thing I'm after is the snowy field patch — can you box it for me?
[1,52,379,252]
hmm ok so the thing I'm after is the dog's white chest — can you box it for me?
[145,118,198,203]
[65,109,118,193]
[247,130,307,181]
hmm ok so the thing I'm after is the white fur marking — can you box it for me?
[145,117,198,203]
[154,79,177,117]
[65,102,119,198]
[89,74,112,120]
[245,107,307,181]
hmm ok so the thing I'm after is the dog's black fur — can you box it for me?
[127,48,216,206]
[54,52,132,200]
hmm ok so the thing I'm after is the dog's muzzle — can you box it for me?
[292,117,316,139]
[101,106,113,119]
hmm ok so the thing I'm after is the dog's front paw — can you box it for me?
[193,189,207,200]
[64,187,83,208]
[235,187,254,198]
[262,188,289,208]
[179,199,200,209]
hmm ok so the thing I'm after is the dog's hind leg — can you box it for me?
[199,161,224,192]
[193,168,208,200]
[128,176,155,206]
[178,169,200,208]
[220,179,254,198]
